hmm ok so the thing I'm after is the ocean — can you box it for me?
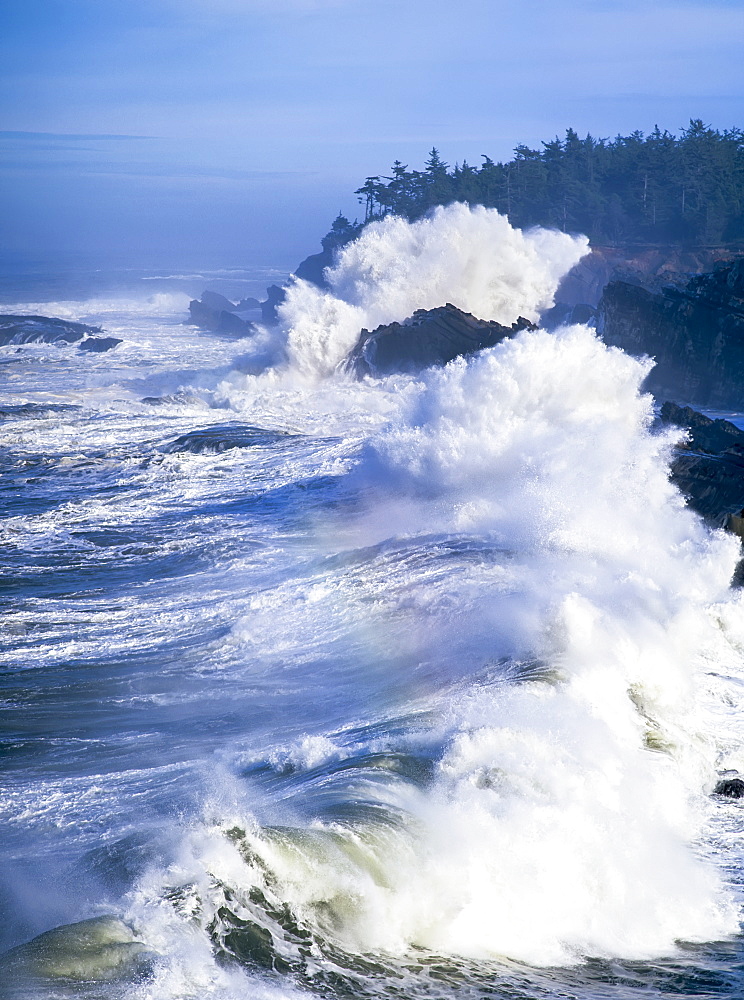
[2,205,744,1000]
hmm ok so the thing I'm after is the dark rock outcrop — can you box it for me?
[294,248,333,289]
[556,245,742,309]
[235,297,260,311]
[78,336,122,353]
[662,401,744,533]
[597,260,744,408]
[293,213,361,290]
[188,285,285,331]
[0,315,101,346]
[540,301,596,330]
[260,285,286,325]
[661,402,744,455]
[187,293,256,335]
[199,290,237,313]
[346,304,536,377]
[714,777,744,798]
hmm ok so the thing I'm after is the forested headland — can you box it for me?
[327,121,744,250]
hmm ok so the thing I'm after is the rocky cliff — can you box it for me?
[597,260,744,408]
[662,401,744,534]
[556,245,741,308]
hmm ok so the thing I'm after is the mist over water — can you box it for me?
[2,206,744,999]
[279,204,589,375]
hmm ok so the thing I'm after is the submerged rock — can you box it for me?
[597,260,744,407]
[0,314,102,346]
[346,303,536,377]
[163,423,298,454]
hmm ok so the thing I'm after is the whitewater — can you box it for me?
[2,204,744,1000]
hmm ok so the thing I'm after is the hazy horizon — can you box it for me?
[2,0,744,273]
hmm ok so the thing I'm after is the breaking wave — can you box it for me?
[5,205,744,1000]
[277,203,589,376]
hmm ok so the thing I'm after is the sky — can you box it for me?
[1,0,743,271]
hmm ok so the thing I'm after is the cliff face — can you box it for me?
[597,260,744,408]
[556,245,741,308]
[662,402,744,532]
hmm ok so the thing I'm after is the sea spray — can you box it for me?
[128,323,743,978]
[277,204,589,376]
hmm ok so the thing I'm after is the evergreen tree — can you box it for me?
[345,122,744,248]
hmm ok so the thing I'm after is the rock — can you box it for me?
[235,297,261,311]
[556,245,743,309]
[199,290,237,312]
[261,284,286,325]
[597,260,744,407]
[0,315,101,346]
[714,777,744,798]
[163,424,296,454]
[661,401,744,534]
[188,297,219,330]
[78,337,122,353]
[661,402,744,455]
[216,310,254,336]
[346,303,536,377]
[569,303,597,326]
[540,301,596,330]
[188,293,256,335]
[293,214,363,290]
[670,450,744,533]
[294,249,334,289]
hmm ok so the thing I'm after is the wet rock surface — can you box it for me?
[662,401,744,532]
[0,315,102,346]
[346,303,536,377]
[597,260,744,408]
[294,248,333,289]
[78,336,122,353]
[714,777,744,798]
[187,293,257,335]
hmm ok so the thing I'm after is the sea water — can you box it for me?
[2,205,744,999]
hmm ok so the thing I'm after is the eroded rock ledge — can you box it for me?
[345,303,536,377]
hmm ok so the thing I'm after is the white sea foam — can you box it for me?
[3,292,192,323]
[129,325,744,974]
[344,328,741,962]
[113,209,744,979]
[277,203,589,376]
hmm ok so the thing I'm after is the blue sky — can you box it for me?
[2,0,743,269]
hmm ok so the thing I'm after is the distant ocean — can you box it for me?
[2,205,743,1000]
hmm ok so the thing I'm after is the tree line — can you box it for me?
[327,121,744,248]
